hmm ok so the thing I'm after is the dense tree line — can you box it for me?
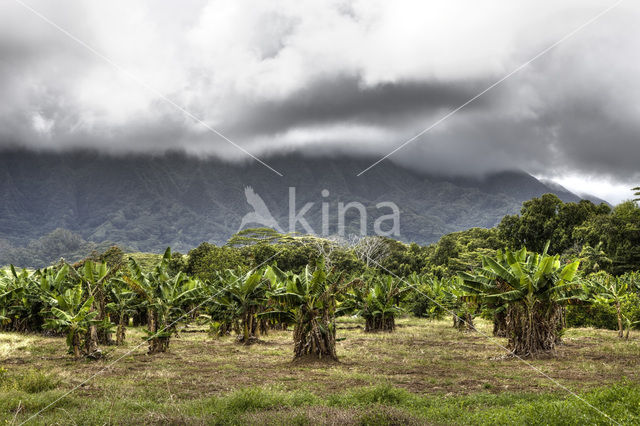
[4,193,638,277]
[0,228,118,269]
[498,194,640,274]
[180,193,639,282]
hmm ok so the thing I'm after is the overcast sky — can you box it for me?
[0,0,638,203]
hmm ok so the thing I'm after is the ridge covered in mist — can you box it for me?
[0,149,605,262]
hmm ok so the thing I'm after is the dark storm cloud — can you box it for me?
[226,76,492,137]
[538,106,640,180]
[0,0,638,202]
[393,81,640,184]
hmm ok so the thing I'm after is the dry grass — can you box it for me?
[1,317,639,424]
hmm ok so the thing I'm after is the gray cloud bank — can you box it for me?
[0,0,639,202]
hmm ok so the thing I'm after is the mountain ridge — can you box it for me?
[0,149,607,252]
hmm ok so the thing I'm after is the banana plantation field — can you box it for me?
[2,318,640,425]
[2,231,640,425]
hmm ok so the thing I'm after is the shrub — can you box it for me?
[567,293,640,331]
[566,303,617,330]
[409,293,448,319]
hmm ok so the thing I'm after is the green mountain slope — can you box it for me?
[0,149,602,259]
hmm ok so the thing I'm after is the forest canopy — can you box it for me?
[2,193,639,277]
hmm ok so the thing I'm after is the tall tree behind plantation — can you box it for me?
[575,201,640,274]
[498,194,610,255]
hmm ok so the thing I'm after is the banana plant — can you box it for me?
[447,277,479,332]
[36,264,71,296]
[197,273,238,337]
[583,272,631,338]
[67,260,113,352]
[340,275,407,332]
[124,248,198,353]
[261,259,354,361]
[406,273,453,319]
[106,280,138,345]
[0,269,12,327]
[215,269,269,344]
[44,285,99,358]
[2,266,43,332]
[459,243,580,356]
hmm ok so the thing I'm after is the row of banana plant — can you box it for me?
[0,262,114,358]
[2,244,639,360]
[399,244,639,356]
[0,249,199,358]
[0,250,412,361]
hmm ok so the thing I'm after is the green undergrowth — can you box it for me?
[2,377,638,425]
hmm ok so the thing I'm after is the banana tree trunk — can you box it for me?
[85,323,100,358]
[493,311,508,337]
[239,307,259,345]
[293,310,338,361]
[259,317,269,336]
[506,301,562,356]
[96,283,111,344]
[364,315,395,332]
[116,315,126,345]
[242,318,250,343]
[72,332,82,358]
[616,302,623,338]
[453,313,474,331]
[147,309,158,354]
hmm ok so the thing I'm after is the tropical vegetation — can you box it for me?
[1,190,640,423]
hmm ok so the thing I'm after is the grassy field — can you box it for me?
[1,317,640,425]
